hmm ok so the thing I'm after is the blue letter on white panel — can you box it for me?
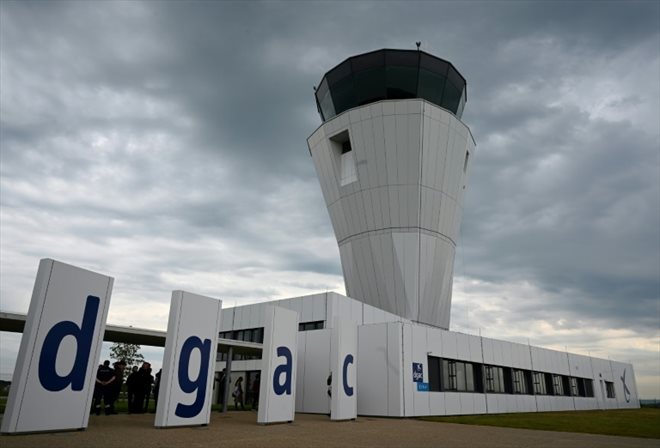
[154,291,222,428]
[38,295,99,392]
[342,354,354,397]
[1,259,113,434]
[330,317,357,421]
[257,306,298,424]
[273,346,292,396]
[175,336,211,418]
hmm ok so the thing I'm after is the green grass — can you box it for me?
[421,408,660,439]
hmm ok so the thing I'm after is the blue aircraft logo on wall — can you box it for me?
[621,369,631,403]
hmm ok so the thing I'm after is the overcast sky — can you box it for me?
[1,1,658,398]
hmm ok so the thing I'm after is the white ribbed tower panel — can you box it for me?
[308,99,475,329]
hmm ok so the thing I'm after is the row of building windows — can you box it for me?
[217,327,265,361]
[215,329,611,400]
[218,327,265,344]
[216,322,325,362]
[428,356,598,398]
[218,321,325,344]
[299,320,324,331]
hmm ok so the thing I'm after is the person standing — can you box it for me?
[143,365,154,413]
[126,365,140,414]
[216,369,227,407]
[153,369,162,411]
[108,360,126,414]
[251,374,260,411]
[233,377,244,410]
[92,360,116,415]
[133,362,153,414]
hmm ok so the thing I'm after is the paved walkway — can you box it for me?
[1,412,657,448]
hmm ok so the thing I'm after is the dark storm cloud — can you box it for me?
[1,0,658,394]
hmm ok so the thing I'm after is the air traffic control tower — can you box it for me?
[308,49,475,330]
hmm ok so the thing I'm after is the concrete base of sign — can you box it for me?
[1,426,87,436]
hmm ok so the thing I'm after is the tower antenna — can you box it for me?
[416,41,421,51]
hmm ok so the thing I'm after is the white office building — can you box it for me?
[216,49,639,416]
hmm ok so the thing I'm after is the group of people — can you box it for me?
[92,360,126,415]
[126,362,161,414]
[95,362,260,415]
[92,360,161,415]
[231,375,260,411]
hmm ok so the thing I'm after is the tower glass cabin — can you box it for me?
[307,49,475,329]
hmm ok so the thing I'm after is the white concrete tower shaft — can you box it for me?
[308,50,475,329]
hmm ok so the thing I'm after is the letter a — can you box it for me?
[273,346,292,395]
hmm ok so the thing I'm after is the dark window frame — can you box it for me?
[430,356,481,393]
[605,381,616,399]
[298,320,325,332]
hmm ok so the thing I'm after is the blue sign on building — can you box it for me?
[412,363,423,382]
[417,382,430,392]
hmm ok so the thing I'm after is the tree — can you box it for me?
[109,342,145,377]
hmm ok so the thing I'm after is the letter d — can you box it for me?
[38,295,100,391]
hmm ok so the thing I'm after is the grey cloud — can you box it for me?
[460,103,659,330]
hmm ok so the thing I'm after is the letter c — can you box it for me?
[342,354,354,397]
